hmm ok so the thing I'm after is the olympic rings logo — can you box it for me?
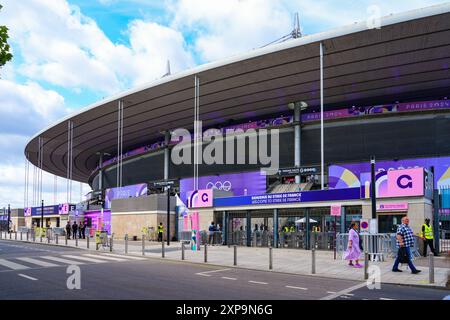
[205,181,232,191]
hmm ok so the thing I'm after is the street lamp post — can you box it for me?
[41,199,44,229]
[370,156,376,221]
[7,204,11,234]
[167,186,170,246]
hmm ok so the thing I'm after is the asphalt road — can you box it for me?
[0,240,448,300]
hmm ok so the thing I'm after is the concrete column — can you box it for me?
[273,209,279,248]
[294,105,301,184]
[164,131,170,180]
[246,211,251,247]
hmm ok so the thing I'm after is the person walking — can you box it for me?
[65,221,71,239]
[208,221,216,245]
[392,216,421,274]
[157,222,164,242]
[72,221,78,240]
[343,222,363,268]
[78,222,83,239]
[421,218,437,257]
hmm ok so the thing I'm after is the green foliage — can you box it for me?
[0,4,13,68]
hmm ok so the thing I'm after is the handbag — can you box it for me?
[398,247,409,263]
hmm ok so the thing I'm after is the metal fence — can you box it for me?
[440,230,450,253]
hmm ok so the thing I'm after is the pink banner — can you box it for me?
[387,168,424,197]
[330,205,341,216]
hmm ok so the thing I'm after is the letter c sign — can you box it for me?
[201,193,209,203]
[397,174,413,189]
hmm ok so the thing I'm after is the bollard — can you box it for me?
[181,243,185,260]
[65,235,68,245]
[364,252,369,280]
[253,235,257,247]
[87,235,89,249]
[269,246,273,270]
[311,248,316,274]
[56,234,59,245]
[125,234,128,254]
[47,235,50,244]
[15,232,17,240]
[9,232,12,239]
[20,232,23,241]
[109,235,113,252]
[162,240,165,258]
[204,244,208,263]
[75,235,78,247]
[40,235,42,242]
[233,245,237,266]
[429,253,435,284]
[142,234,145,256]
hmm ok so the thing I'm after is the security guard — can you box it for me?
[157,222,164,242]
[290,225,295,233]
[421,218,437,256]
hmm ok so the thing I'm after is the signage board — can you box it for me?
[277,167,318,176]
[330,204,341,216]
[189,189,213,208]
[360,219,369,232]
[149,179,177,188]
[377,203,408,211]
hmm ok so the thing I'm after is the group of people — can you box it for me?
[344,216,437,273]
[65,221,87,239]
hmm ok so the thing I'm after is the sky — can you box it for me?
[0,0,448,209]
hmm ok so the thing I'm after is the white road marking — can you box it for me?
[343,293,354,296]
[40,256,85,265]
[221,277,237,281]
[18,274,38,281]
[101,253,147,260]
[196,273,211,277]
[327,291,336,294]
[320,282,367,300]
[83,254,128,262]
[16,257,59,267]
[248,281,268,285]
[285,285,308,290]
[62,255,107,263]
[380,297,395,300]
[0,259,30,270]
[198,268,231,275]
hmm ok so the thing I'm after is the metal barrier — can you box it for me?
[440,230,450,254]
[337,233,394,261]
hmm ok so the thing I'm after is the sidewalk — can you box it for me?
[3,233,449,288]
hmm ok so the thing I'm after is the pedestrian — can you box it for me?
[65,221,71,239]
[72,221,78,239]
[157,222,164,242]
[78,221,83,239]
[208,221,216,244]
[343,222,363,268]
[421,218,437,257]
[82,222,86,239]
[392,216,421,274]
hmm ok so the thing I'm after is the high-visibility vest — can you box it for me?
[157,225,164,233]
[290,226,295,232]
[421,224,433,239]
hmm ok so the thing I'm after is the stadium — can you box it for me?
[20,3,450,251]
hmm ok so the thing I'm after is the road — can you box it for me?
[0,240,448,300]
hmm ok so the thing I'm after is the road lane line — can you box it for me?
[248,281,268,285]
[16,257,59,267]
[285,285,308,290]
[0,259,30,270]
[221,277,237,280]
[83,254,128,262]
[18,274,38,281]
[327,291,336,294]
[320,282,367,300]
[40,256,85,265]
[196,273,211,277]
[380,297,395,300]
[101,253,147,260]
[62,255,107,263]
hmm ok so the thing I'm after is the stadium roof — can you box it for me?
[25,3,450,183]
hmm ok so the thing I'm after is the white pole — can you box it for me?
[320,42,324,190]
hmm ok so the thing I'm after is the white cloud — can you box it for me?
[1,0,195,94]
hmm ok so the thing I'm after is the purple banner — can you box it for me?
[179,171,267,206]
[214,188,360,207]
[104,183,148,209]
[329,156,450,190]
[83,210,111,235]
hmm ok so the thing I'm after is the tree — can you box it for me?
[0,4,13,69]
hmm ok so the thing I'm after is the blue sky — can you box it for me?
[0,0,448,208]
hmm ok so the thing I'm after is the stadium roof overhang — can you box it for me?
[24,3,450,183]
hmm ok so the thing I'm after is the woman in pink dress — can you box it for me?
[344,222,363,268]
